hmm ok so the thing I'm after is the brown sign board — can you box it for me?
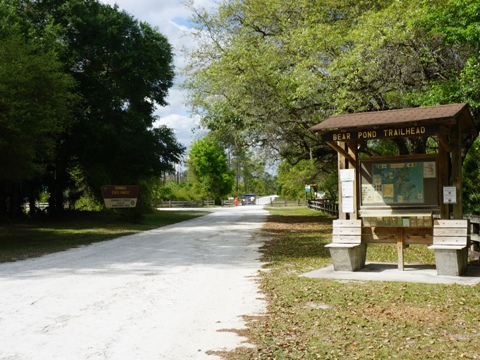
[101,185,140,208]
[320,124,440,142]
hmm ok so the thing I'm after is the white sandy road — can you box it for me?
[0,203,271,360]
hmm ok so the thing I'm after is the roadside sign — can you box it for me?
[102,185,140,208]
[443,186,456,204]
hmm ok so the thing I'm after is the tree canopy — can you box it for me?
[188,135,234,202]
[0,20,77,183]
[0,0,184,218]
[31,0,183,201]
[184,0,479,167]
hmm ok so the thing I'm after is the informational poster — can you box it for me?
[371,162,424,204]
[423,162,436,178]
[361,184,374,204]
[360,157,438,207]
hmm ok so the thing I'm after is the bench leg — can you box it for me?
[329,244,367,271]
[433,247,468,276]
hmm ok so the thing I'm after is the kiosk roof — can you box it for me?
[309,103,475,134]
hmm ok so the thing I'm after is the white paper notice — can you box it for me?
[340,169,355,182]
[342,181,354,197]
[342,197,354,213]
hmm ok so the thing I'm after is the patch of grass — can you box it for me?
[225,207,480,359]
[0,210,207,263]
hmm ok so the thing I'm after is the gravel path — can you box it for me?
[0,204,269,360]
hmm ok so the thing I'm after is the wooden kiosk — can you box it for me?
[309,103,476,276]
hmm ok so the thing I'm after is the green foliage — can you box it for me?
[413,0,480,111]
[151,179,196,202]
[0,0,185,218]
[185,0,453,163]
[188,135,235,202]
[74,194,103,211]
[185,0,480,210]
[462,138,480,214]
[0,16,78,182]
[276,160,336,201]
[233,149,277,196]
[36,0,183,193]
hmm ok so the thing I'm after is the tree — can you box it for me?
[188,135,234,202]
[0,1,78,217]
[277,159,336,201]
[26,0,184,211]
[184,0,478,166]
[414,0,480,114]
[462,138,480,214]
[184,0,397,165]
[421,0,480,212]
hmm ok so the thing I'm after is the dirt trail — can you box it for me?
[0,205,268,360]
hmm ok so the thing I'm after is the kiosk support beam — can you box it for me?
[451,120,463,219]
[337,141,347,220]
[347,141,358,220]
[326,141,355,166]
[438,135,450,219]
[397,228,405,271]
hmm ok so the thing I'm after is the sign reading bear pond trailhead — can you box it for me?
[102,185,140,208]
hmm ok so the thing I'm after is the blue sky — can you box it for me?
[99,0,214,149]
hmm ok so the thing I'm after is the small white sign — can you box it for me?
[443,186,456,204]
[340,169,355,182]
[104,198,138,208]
[342,197,354,213]
[341,181,354,197]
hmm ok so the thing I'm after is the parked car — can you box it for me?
[241,194,256,205]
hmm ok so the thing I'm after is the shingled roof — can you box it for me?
[309,103,476,134]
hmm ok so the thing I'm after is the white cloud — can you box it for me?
[154,113,199,149]
[99,0,215,148]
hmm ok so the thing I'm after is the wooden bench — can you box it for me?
[428,219,469,276]
[325,220,366,271]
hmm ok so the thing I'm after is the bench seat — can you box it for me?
[326,220,366,271]
[326,243,362,248]
[428,244,466,250]
[428,219,469,276]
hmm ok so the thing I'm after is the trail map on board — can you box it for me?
[369,162,424,204]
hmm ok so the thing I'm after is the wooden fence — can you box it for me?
[307,199,339,216]
[156,200,215,208]
[270,199,307,207]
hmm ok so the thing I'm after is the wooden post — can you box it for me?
[438,138,450,219]
[451,121,463,219]
[347,141,358,220]
[338,141,347,220]
[397,227,404,271]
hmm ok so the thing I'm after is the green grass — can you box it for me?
[223,207,480,360]
[0,210,207,263]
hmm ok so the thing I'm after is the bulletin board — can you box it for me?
[360,155,438,207]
